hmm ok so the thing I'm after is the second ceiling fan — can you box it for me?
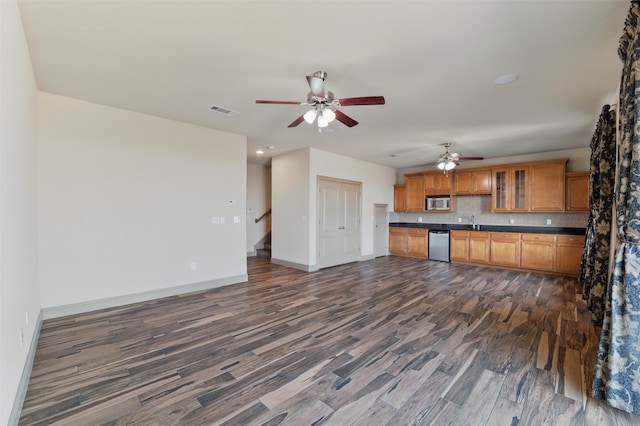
[256,71,385,129]
[437,143,484,171]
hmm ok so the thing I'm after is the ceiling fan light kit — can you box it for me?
[436,143,484,174]
[256,70,385,130]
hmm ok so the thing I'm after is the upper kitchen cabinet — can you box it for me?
[393,184,406,212]
[565,171,590,212]
[424,171,452,196]
[530,159,567,212]
[492,165,530,212]
[405,173,425,212]
[454,168,492,195]
[491,159,568,213]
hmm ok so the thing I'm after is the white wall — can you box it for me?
[37,93,248,310]
[0,1,40,424]
[271,148,395,270]
[271,149,311,267]
[246,163,271,255]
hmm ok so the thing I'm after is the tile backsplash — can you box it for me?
[389,195,588,228]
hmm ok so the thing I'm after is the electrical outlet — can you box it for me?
[546,219,552,225]
[191,262,197,271]
[509,218,515,224]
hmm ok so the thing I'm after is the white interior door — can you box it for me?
[318,178,361,269]
[374,204,388,257]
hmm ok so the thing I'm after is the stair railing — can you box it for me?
[254,208,271,224]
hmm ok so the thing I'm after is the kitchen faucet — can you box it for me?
[471,215,477,230]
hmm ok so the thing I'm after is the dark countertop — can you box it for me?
[389,222,586,236]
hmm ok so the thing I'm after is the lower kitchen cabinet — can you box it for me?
[490,232,521,268]
[469,231,490,264]
[450,230,470,261]
[389,228,408,255]
[389,228,428,258]
[521,233,556,271]
[450,230,490,264]
[406,228,428,257]
[556,235,585,273]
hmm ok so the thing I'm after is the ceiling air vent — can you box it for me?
[209,105,239,117]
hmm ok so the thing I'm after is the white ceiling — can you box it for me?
[17,1,628,169]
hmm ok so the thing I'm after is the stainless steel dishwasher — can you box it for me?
[428,230,450,262]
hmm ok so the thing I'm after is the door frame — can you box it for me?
[374,203,388,258]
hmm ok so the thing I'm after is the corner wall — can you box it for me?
[0,1,40,424]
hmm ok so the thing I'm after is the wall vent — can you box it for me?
[210,105,239,116]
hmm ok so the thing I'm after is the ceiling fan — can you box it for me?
[437,143,484,172]
[256,71,385,130]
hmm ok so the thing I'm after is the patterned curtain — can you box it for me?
[592,2,640,415]
[579,105,616,325]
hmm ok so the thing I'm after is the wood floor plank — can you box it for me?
[18,256,639,425]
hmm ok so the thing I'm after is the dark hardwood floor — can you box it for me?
[19,256,638,425]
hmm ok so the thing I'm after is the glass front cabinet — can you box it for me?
[491,166,530,212]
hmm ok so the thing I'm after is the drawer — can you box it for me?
[521,233,556,242]
[469,231,489,239]
[407,228,427,237]
[490,232,520,241]
[557,235,585,244]
[451,230,470,238]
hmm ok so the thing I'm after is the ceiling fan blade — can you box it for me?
[288,115,305,128]
[458,156,484,161]
[338,96,386,106]
[306,75,325,97]
[256,100,303,105]
[335,109,358,127]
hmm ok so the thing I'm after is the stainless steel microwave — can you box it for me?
[426,197,450,211]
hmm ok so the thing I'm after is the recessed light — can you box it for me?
[494,74,519,85]
[256,150,264,155]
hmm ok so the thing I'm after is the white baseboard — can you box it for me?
[271,257,316,272]
[42,274,248,320]
[8,310,43,426]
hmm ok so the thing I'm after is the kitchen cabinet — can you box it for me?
[491,159,568,213]
[405,173,424,212]
[454,168,492,195]
[424,171,452,196]
[450,230,470,262]
[394,184,406,212]
[520,233,556,271]
[530,160,566,212]
[490,232,521,267]
[491,165,530,212]
[389,228,428,258]
[451,230,490,264]
[389,228,408,255]
[556,235,585,274]
[469,231,490,264]
[565,171,590,212]
[406,228,428,257]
